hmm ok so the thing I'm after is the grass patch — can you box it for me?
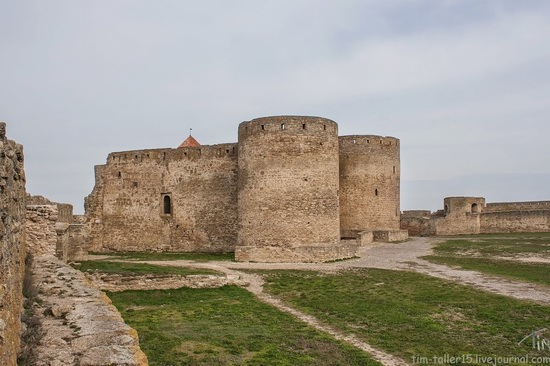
[425,256,550,286]
[425,233,550,286]
[93,251,235,262]
[74,261,220,276]
[259,268,550,364]
[108,286,380,366]
[433,234,550,258]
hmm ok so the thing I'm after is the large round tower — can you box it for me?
[339,135,401,237]
[236,116,355,262]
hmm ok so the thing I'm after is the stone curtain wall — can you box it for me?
[86,145,238,253]
[480,210,550,233]
[339,135,401,237]
[401,197,550,236]
[0,122,26,365]
[485,201,550,212]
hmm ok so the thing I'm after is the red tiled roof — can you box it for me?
[178,135,200,148]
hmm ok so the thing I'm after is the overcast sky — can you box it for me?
[1,0,549,214]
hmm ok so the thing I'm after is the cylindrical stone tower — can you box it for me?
[339,135,401,237]
[236,116,353,262]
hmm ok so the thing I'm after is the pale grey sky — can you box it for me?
[1,0,549,213]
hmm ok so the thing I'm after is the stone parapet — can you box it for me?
[373,230,409,242]
[235,243,359,263]
[29,256,148,366]
[84,272,247,292]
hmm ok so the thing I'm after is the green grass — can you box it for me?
[108,286,380,366]
[424,256,550,286]
[74,261,221,276]
[433,234,550,258]
[258,268,550,365]
[425,233,550,286]
[93,251,235,262]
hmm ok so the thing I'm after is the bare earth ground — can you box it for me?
[99,237,550,366]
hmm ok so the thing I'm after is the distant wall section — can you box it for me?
[481,201,550,233]
[401,197,550,236]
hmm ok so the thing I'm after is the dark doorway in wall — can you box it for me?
[163,195,172,215]
[471,203,479,213]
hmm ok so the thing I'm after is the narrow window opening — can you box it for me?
[163,195,172,215]
[380,140,383,144]
[281,123,286,130]
[375,189,379,196]
[117,172,122,179]
[302,124,306,129]
[393,166,396,174]
[367,139,370,144]
[323,125,326,130]
[261,125,265,130]
[445,204,449,213]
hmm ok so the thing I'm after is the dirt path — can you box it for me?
[347,237,550,305]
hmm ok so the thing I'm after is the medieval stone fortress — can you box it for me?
[85,115,406,262]
[1,118,550,365]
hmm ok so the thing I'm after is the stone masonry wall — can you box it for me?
[236,116,343,262]
[484,201,550,212]
[0,122,26,366]
[339,135,401,237]
[25,205,58,256]
[480,210,550,233]
[86,145,238,253]
[400,212,434,236]
[57,223,88,262]
[401,197,550,236]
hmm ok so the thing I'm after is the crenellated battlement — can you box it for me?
[238,116,338,139]
[107,143,238,165]
[485,201,550,212]
[339,135,400,149]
